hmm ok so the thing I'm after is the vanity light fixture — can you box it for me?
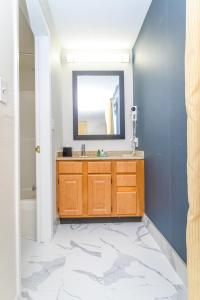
[62,51,130,64]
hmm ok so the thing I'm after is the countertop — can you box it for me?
[56,150,144,161]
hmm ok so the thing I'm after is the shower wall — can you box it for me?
[19,8,36,200]
[20,89,35,199]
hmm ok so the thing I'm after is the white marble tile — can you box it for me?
[143,214,187,287]
[21,222,187,300]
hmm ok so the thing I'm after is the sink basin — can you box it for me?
[79,155,108,159]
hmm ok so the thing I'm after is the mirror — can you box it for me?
[73,71,125,140]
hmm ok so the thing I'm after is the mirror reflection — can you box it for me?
[73,71,125,140]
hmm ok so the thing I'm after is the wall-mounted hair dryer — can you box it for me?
[131,106,138,154]
[131,106,138,122]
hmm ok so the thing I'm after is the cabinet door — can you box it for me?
[59,175,83,216]
[116,191,137,215]
[88,175,111,216]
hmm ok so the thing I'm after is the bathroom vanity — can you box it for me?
[56,151,144,219]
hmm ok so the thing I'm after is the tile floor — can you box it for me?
[21,222,187,300]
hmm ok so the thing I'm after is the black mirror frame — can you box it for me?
[72,70,125,140]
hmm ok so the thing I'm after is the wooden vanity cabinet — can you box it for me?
[57,160,144,218]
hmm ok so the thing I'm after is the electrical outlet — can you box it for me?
[0,77,7,105]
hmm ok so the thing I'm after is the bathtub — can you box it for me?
[21,189,36,240]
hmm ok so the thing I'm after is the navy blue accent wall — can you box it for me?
[133,0,188,261]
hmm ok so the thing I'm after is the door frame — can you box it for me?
[26,0,53,242]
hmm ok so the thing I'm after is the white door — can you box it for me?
[27,0,53,243]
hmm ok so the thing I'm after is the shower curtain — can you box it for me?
[185,1,200,298]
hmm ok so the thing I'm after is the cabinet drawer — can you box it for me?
[116,192,137,215]
[116,175,136,187]
[116,161,136,173]
[58,162,83,174]
[88,162,111,174]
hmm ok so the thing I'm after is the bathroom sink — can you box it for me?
[79,154,108,159]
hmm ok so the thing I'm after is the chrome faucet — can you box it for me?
[81,144,86,156]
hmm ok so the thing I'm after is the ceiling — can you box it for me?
[47,0,152,50]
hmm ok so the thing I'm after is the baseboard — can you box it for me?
[142,214,187,287]
[60,217,142,224]
[53,217,60,234]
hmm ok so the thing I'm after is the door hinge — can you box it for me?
[35,145,40,153]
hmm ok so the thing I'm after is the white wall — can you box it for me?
[0,0,19,299]
[62,60,133,151]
